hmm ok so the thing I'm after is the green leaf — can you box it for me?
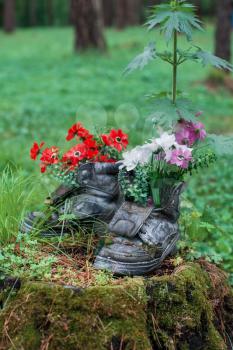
[124,42,157,75]
[207,134,233,156]
[146,1,203,43]
[146,90,186,101]
[192,48,233,71]
[157,50,173,64]
[150,97,197,128]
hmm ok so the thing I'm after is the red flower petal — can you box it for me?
[40,163,47,173]
[101,134,112,146]
[66,122,92,141]
[40,147,59,165]
[30,142,45,160]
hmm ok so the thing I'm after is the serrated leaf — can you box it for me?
[146,90,186,100]
[192,48,233,71]
[146,1,203,43]
[176,98,198,121]
[207,134,233,156]
[124,42,157,75]
[149,97,197,128]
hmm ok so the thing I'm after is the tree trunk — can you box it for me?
[215,0,232,63]
[102,0,114,27]
[69,0,74,25]
[3,0,16,33]
[29,0,37,26]
[194,0,202,18]
[72,0,106,51]
[115,0,142,29]
[47,0,54,26]
[115,0,125,29]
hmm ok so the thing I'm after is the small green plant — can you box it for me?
[0,233,56,280]
[119,165,150,205]
[94,269,114,286]
[180,200,233,285]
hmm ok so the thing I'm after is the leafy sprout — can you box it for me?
[146,1,203,43]
[124,42,157,75]
[124,0,233,156]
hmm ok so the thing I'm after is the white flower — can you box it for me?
[147,139,159,152]
[121,144,154,171]
[155,132,177,152]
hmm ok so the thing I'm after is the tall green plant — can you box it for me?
[125,0,233,131]
[0,168,36,245]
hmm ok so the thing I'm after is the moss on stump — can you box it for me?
[0,261,232,350]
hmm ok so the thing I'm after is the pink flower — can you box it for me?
[193,121,207,141]
[175,122,196,146]
[195,111,203,118]
[175,120,206,146]
[166,147,192,169]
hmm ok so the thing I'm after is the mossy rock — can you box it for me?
[0,261,232,350]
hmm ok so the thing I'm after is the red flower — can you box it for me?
[86,148,99,160]
[30,142,44,160]
[101,129,128,152]
[97,155,116,163]
[84,138,98,149]
[40,163,47,173]
[101,134,112,146]
[40,147,59,165]
[66,122,92,141]
[62,143,87,167]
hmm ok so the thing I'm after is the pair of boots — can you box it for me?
[21,162,183,276]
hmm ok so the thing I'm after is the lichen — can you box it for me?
[0,262,232,350]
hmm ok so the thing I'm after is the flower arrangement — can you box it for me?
[119,118,216,205]
[30,122,128,185]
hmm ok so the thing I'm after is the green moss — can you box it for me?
[146,263,227,350]
[0,262,232,350]
[0,278,151,350]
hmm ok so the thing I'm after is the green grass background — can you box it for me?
[0,25,232,279]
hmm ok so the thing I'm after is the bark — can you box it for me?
[29,0,37,27]
[194,0,202,18]
[69,0,74,25]
[47,0,54,26]
[72,0,106,51]
[115,0,142,29]
[102,0,114,27]
[215,0,232,63]
[3,0,16,33]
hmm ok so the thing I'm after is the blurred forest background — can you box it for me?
[0,0,233,281]
[0,1,218,29]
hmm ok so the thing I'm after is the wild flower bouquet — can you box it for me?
[30,122,128,185]
[119,117,216,206]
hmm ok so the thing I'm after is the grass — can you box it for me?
[0,24,232,279]
[0,168,38,244]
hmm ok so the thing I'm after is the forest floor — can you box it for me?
[0,24,232,283]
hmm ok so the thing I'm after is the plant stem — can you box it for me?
[172,29,178,104]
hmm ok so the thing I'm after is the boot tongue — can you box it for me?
[109,201,153,238]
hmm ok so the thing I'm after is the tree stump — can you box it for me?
[0,261,232,349]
